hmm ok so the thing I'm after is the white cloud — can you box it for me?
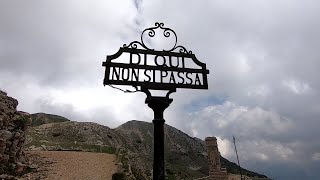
[257,153,269,161]
[216,136,233,157]
[247,84,271,98]
[235,53,251,74]
[312,153,320,161]
[187,101,293,139]
[282,79,311,94]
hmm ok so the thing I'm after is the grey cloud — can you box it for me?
[0,0,139,87]
[35,96,118,127]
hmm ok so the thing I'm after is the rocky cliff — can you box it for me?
[0,90,31,176]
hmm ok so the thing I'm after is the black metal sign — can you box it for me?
[102,22,209,180]
[103,22,209,91]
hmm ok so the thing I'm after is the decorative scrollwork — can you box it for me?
[123,41,147,49]
[123,22,192,54]
[172,45,193,54]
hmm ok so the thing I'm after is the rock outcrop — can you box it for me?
[0,90,31,176]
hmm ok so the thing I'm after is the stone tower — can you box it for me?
[205,137,228,180]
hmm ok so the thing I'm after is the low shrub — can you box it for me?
[112,172,126,180]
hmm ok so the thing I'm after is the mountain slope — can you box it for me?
[30,113,70,126]
[26,114,267,179]
[117,120,267,179]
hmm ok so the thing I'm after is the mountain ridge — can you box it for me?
[30,113,70,126]
[26,113,268,179]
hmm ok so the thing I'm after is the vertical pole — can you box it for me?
[153,119,165,180]
[146,96,172,180]
[233,136,243,180]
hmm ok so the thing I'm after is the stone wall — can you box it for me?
[0,90,31,176]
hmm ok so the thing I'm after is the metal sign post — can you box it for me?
[102,22,209,180]
[146,96,172,179]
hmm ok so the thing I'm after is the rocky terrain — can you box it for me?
[0,90,32,177]
[26,115,268,180]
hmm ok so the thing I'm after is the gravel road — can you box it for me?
[25,151,117,180]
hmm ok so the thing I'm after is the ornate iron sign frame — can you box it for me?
[102,22,209,92]
[102,22,209,180]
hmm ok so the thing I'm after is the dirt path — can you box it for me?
[24,151,117,180]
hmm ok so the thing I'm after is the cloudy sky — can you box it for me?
[1,0,320,179]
